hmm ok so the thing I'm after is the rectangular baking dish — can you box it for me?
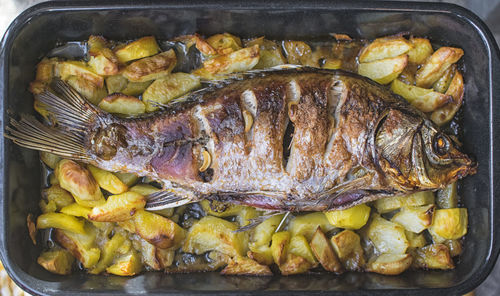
[1,0,499,295]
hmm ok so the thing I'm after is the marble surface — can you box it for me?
[0,0,499,295]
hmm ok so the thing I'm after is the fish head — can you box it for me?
[375,109,476,191]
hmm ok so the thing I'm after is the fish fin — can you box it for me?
[144,190,192,211]
[5,79,104,161]
[232,211,284,233]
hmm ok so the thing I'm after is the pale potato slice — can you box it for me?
[310,228,343,273]
[206,33,243,55]
[359,36,413,63]
[412,244,454,270]
[415,47,464,88]
[407,37,433,64]
[367,253,412,275]
[134,210,186,249]
[129,184,160,196]
[106,251,142,276]
[373,191,435,214]
[42,185,74,210]
[366,214,409,254]
[143,72,201,112]
[248,245,273,266]
[288,212,336,241]
[405,230,427,249]
[60,203,92,218]
[114,172,140,187]
[87,164,128,194]
[391,204,436,233]
[58,61,104,87]
[37,249,74,275]
[114,36,160,63]
[429,208,468,239]
[98,94,146,116]
[183,216,246,257]
[106,74,128,94]
[271,231,290,266]
[279,254,313,275]
[202,44,260,74]
[88,192,145,222]
[324,204,371,230]
[391,79,451,112]
[122,49,177,82]
[221,256,272,276]
[330,230,365,271]
[289,235,317,265]
[89,232,127,274]
[358,54,408,85]
[37,212,85,234]
[431,71,464,125]
[66,75,107,105]
[54,224,101,269]
[122,80,153,96]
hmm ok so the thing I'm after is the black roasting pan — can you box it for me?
[0,0,499,295]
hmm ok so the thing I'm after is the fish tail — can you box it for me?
[5,79,103,162]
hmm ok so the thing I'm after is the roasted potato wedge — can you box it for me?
[183,216,246,257]
[98,94,146,116]
[54,224,101,269]
[60,203,92,218]
[106,251,142,276]
[367,253,413,275]
[310,228,343,273]
[366,214,409,254]
[358,54,408,85]
[415,47,464,88]
[142,72,201,112]
[391,204,436,233]
[245,37,286,69]
[129,184,160,196]
[114,36,160,63]
[330,230,365,271]
[58,61,104,88]
[123,49,177,82]
[412,244,454,270]
[87,164,129,194]
[202,44,260,74]
[432,64,456,93]
[288,212,336,241]
[42,185,74,210]
[133,210,185,249]
[88,192,145,222]
[106,75,128,94]
[37,249,74,275]
[444,239,463,257]
[279,254,313,275]
[221,256,273,276]
[37,212,85,234]
[206,33,243,55]
[40,152,61,169]
[391,78,452,112]
[407,37,433,64]
[324,204,371,230]
[271,231,290,266]
[431,71,464,126]
[249,214,285,247]
[56,159,105,207]
[405,230,427,249]
[131,237,161,270]
[89,232,127,274]
[429,208,468,240]
[87,36,119,76]
[282,41,316,66]
[373,191,435,214]
[247,245,273,266]
[174,34,217,56]
[35,57,57,83]
[114,172,139,187]
[65,75,107,105]
[289,235,317,265]
[359,36,413,63]
[39,199,57,213]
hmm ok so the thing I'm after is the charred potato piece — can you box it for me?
[279,254,313,275]
[54,224,101,269]
[98,94,146,116]
[206,33,243,55]
[407,37,433,64]
[40,152,61,169]
[245,37,286,69]
[391,204,436,233]
[221,256,273,276]
[367,253,413,275]
[123,49,177,82]
[37,212,85,234]
[391,78,452,112]
[373,191,435,214]
[358,36,413,63]
[310,228,343,273]
[87,164,129,194]
[429,208,468,240]
[282,41,316,66]
[183,216,246,257]
[89,232,127,274]
[412,244,454,270]
[58,61,104,88]
[431,72,464,126]
[330,230,365,271]
[143,72,200,112]
[37,248,75,275]
[66,75,107,105]
[324,204,371,230]
[202,44,260,74]
[134,210,186,249]
[271,231,290,266]
[87,35,119,76]
[289,235,317,265]
[55,159,105,208]
[88,192,145,222]
[358,54,408,85]
[288,212,336,241]
[60,203,92,218]
[106,250,142,276]
[366,214,409,254]
[415,47,464,88]
[42,185,74,210]
[114,36,160,63]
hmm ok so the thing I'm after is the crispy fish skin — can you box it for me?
[6,68,476,211]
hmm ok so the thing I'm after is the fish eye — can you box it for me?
[433,134,449,156]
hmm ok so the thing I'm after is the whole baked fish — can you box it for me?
[6,68,476,211]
